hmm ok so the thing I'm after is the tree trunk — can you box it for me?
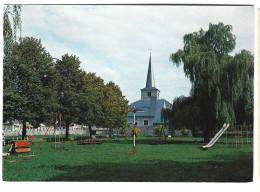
[162,126,167,141]
[65,123,69,140]
[89,125,92,139]
[203,124,210,143]
[22,120,26,140]
[109,127,112,138]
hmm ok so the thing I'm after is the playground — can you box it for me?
[2,134,253,182]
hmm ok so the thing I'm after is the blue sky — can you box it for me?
[20,5,254,104]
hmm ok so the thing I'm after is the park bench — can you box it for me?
[77,139,102,145]
[73,136,90,141]
[9,140,31,154]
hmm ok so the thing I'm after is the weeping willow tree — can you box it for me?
[161,96,199,137]
[3,5,22,122]
[3,5,22,58]
[170,22,253,142]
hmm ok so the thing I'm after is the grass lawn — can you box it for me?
[2,136,253,182]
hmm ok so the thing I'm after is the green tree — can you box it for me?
[102,82,129,138]
[3,5,22,122]
[3,5,22,58]
[3,37,59,139]
[55,54,84,139]
[225,50,254,125]
[78,72,106,139]
[170,22,253,142]
[162,96,199,135]
[77,74,128,139]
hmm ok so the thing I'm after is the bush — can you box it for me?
[181,128,189,136]
[154,125,163,136]
[131,128,141,137]
[119,125,128,138]
[169,129,176,137]
[191,127,202,137]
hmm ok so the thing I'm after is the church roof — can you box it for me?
[127,53,173,124]
[145,54,155,88]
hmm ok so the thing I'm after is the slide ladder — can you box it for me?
[202,123,230,149]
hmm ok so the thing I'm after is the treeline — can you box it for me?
[3,6,129,140]
[163,22,254,142]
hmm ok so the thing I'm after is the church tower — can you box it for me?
[141,54,160,100]
[127,52,172,135]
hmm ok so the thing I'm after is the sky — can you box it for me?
[19,5,254,104]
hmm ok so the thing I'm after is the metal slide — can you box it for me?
[202,123,230,149]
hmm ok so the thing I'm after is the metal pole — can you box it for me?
[133,112,136,155]
[128,107,143,155]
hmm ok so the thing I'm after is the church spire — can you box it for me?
[146,53,155,88]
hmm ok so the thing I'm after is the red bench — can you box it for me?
[9,140,31,154]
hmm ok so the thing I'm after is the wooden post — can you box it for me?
[128,107,143,155]
[235,126,237,147]
[247,125,249,144]
[59,114,64,149]
[133,112,136,155]
[241,125,243,147]
[225,127,227,146]
[37,114,56,149]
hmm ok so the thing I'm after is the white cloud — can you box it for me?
[21,5,254,103]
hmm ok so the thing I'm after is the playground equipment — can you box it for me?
[223,124,253,147]
[77,138,102,145]
[202,123,230,149]
[202,124,253,149]
[37,113,75,150]
[9,140,31,154]
[2,153,10,157]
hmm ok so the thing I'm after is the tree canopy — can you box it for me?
[3,37,59,139]
[3,5,129,139]
[169,22,253,141]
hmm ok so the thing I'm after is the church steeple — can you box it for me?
[141,53,160,100]
[146,53,155,88]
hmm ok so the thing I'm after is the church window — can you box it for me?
[148,92,151,97]
[144,120,148,125]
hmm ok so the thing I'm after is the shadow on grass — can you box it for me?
[43,157,252,182]
[102,138,204,145]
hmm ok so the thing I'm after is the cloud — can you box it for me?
[21,5,254,103]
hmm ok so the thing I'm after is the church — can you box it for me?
[127,54,172,135]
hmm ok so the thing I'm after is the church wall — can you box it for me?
[127,124,154,136]
[141,89,159,100]
[127,116,165,136]
[127,116,154,127]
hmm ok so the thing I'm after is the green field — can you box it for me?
[2,136,253,182]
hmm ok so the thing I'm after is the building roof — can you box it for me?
[145,53,155,88]
[127,53,173,124]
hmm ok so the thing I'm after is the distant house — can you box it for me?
[127,54,172,135]
[2,120,23,136]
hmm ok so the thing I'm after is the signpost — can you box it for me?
[129,107,143,154]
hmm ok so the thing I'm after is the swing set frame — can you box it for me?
[37,113,75,150]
